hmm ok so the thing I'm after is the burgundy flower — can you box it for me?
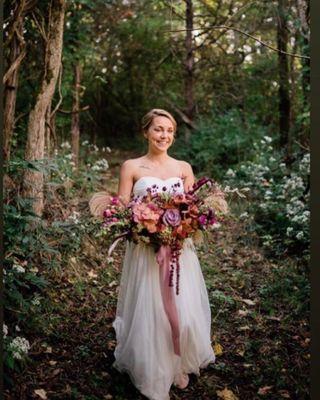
[198,214,207,226]
[162,209,181,227]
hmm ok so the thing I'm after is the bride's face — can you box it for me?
[145,116,175,152]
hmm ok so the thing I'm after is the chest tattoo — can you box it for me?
[139,164,151,170]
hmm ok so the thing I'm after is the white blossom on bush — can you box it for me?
[68,211,80,224]
[9,336,30,360]
[92,158,109,172]
[12,264,25,273]
[60,141,71,149]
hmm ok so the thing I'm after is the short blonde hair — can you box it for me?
[141,109,177,134]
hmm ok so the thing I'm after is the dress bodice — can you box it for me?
[133,176,184,198]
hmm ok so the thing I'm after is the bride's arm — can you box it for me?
[118,160,134,205]
[181,161,195,192]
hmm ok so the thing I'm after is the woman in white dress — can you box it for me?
[113,109,215,400]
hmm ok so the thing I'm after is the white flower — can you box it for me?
[9,336,30,358]
[92,158,109,172]
[226,168,236,178]
[286,227,293,236]
[3,324,8,338]
[68,211,80,224]
[31,297,41,306]
[239,212,248,219]
[296,231,304,240]
[60,141,71,149]
[106,146,111,153]
[12,264,25,273]
[15,325,21,332]
[65,153,73,160]
[264,136,272,143]
[82,140,89,146]
[269,157,276,162]
[13,352,22,360]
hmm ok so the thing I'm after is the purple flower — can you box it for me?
[198,214,207,226]
[162,209,181,227]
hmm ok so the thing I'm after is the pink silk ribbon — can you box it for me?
[156,245,181,356]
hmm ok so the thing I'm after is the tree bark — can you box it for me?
[23,0,66,216]
[71,63,81,169]
[184,0,195,141]
[277,0,291,156]
[3,10,26,163]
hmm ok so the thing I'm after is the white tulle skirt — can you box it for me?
[112,239,215,400]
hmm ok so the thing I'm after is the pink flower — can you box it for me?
[111,196,120,205]
[103,209,112,218]
[132,202,162,233]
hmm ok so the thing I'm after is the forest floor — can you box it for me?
[5,150,310,400]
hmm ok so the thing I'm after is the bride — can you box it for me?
[112,109,215,399]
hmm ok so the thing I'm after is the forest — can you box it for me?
[4,0,310,399]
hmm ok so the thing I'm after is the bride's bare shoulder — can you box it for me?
[174,158,193,173]
[121,157,145,170]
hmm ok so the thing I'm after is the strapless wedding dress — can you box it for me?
[112,176,215,400]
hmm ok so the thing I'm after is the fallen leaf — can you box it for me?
[48,360,57,366]
[258,386,273,395]
[44,346,52,353]
[88,270,98,279]
[241,298,256,306]
[266,315,281,321]
[217,387,239,400]
[238,309,249,317]
[238,325,250,331]
[213,343,223,356]
[52,368,61,376]
[34,389,47,399]
[278,389,291,398]
[236,349,245,357]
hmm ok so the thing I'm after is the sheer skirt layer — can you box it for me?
[112,240,215,400]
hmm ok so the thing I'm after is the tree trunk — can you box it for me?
[277,0,291,157]
[23,0,66,216]
[3,22,25,162]
[296,0,310,108]
[71,63,81,169]
[45,100,52,157]
[184,0,195,142]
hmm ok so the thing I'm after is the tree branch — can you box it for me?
[164,25,310,59]
[58,106,90,114]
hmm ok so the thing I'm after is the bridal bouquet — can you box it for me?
[95,177,228,294]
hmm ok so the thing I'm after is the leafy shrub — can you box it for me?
[224,137,310,258]
[3,143,110,382]
[172,109,269,180]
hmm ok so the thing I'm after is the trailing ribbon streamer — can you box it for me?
[156,245,181,356]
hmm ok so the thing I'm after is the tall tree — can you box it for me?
[277,0,291,155]
[23,0,66,216]
[184,0,195,141]
[71,62,82,168]
[3,1,31,162]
